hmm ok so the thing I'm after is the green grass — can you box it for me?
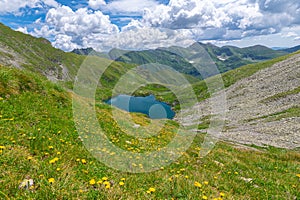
[0,64,299,199]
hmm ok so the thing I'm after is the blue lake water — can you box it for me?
[106,94,175,119]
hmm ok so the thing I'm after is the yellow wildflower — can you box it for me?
[120,178,126,181]
[220,192,225,197]
[102,177,108,181]
[296,174,300,178]
[202,196,208,200]
[204,181,209,185]
[81,159,87,164]
[89,179,96,185]
[149,187,155,192]
[49,157,59,164]
[103,181,110,185]
[27,156,33,160]
[48,178,55,184]
[194,181,202,188]
[119,181,125,186]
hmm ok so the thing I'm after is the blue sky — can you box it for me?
[0,0,300,51]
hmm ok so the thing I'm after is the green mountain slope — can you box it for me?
[0,23,86,81]
[0,64,299,199]
[282,45,300,53]
[0,23,143,101]
[0,23,199,97]
[82,42,287,79]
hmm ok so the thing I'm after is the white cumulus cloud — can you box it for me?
[16,27,29,34]
[88,0,106,10]
[139,0,300,41]
[104,0,159,15]
[0,0,59,14]
[28,0,300,51]
[32,5,119,51]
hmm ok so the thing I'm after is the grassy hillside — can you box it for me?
[0,23,86,80]
[0,65,299,199]
[0,23,200,100]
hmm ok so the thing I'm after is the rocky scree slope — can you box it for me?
[177,53,300,149]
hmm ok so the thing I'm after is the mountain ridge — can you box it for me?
[72,42,289,79]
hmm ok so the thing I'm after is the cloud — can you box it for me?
[141,0,231,29]
[139,0,300,41]
[104,0,159,15]
[284,32,298,38]
[88,0,106,10]
[29,0,300,51]
[53,34,81,50]
[0,0,59,14]
[95,27,194,50]
[43,0,59,8]
[32,5,119,51]
[16,27,28,34]
[31,4,195,51]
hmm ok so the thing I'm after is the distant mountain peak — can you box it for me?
[71,47,110,58]
[71,47,96,55]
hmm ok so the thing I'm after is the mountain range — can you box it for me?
[72,43,300,79]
